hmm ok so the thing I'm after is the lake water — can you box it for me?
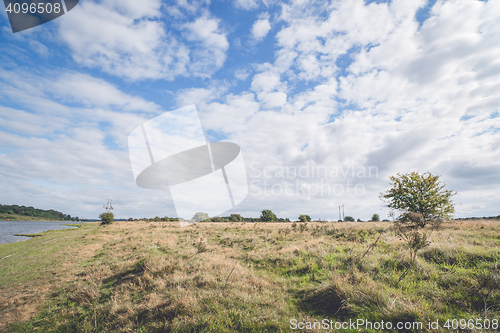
[0,220,81,244]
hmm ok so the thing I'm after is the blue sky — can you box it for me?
[0,0,499,220]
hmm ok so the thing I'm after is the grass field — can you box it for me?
[0,220,499,332]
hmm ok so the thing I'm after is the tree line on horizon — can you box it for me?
[99,171,494,226]
[119,171,461,224]
[123,212,383,223]
[0,204,78,221]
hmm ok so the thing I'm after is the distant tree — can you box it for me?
[99,212,114,225]
[344,216,355,222]
[380,171,456,227]
[298,214,311,222]
[192,212,210,222]
[154,216,160,222]
[260,210,276,222]
[230,214,242,222]
[371,214,380,222]
[357,218,362,222]
[128,218,133,221]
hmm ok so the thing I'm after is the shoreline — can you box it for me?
[0,221,86,245]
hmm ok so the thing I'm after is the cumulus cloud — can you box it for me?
[0,69,173,217]
[183,16,229,76]
[234,0,260,11]
[1,0,500,220]
[57,0,228,81]
[195,0,500,219]
[251,13,271,41]
[50,73,161,112]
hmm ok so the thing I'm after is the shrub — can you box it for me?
[99,212,114,225]
[298,214,311,222]
[260,210,276,222]
[371,214,380,222]
[298,223,308,233]
[230,214,242,222]
[344,216,355,222]
[392,212,441,281]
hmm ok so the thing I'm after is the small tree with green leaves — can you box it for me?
[371,214,380,222]
[230,213,242,222]
[260,209,276,222]
[344,216,355,222]
[298,214,311,222]
[99,212,114,225]
[380,171,456,226]
[192,212,210,222]
[381,171,455,281]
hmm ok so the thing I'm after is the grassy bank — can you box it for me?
[1,220,499,332]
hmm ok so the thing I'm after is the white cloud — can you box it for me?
[251,14,271,41]
[50,73,161,112]
[251,68,281,92]
[234,0,259,11]
[193,0,500,219]
[2,0,500,220]
[183,16,229,76]
[175,83,229,107]
[235,68,250,81]
[199,93,260,134]
[0,68,160,115]
[28,40,49,57]
[57,0,228,81]
[0,69,175,218]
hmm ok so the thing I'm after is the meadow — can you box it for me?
[0,219,499,332]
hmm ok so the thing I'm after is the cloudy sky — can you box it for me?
[0,0,499,221]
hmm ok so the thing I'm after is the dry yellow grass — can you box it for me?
[1,219,499,332]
